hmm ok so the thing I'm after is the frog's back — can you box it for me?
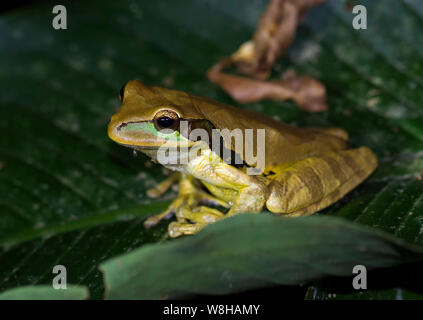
[150,84,348,167]
[190,94,349,167]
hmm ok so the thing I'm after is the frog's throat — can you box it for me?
[120,143,189,170]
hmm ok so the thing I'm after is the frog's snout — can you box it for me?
[107,113,122,142]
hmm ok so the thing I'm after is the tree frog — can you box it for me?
[108,80,378,237]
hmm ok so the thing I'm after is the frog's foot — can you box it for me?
[168,221,205,238]
[169,205,226,237]
[144,176,229,229]
[176,192,228,235]
[143,204,175,229]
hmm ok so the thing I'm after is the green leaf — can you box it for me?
[100,214,423,299]
[1,0,423,300]
[0,285,89,300]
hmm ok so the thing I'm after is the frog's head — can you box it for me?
[108,80,211,153]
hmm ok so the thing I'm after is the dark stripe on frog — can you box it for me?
[341,152,364,178]
[117,118,207,131]
[289,165,325,202]
[324,156,346,184]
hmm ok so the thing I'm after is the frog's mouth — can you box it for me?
[118,143,181,156]
[120,144,160,151]
[117,142,183,152]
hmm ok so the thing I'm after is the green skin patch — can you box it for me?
[123,122,189,142]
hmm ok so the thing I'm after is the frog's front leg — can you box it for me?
[168,148,267,237]
[146,172,180,198]
[190,148,268,215]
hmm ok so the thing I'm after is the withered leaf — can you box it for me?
[207,60,328,112]
[208,0,327,112]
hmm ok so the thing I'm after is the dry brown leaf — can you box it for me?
[231,0,325,79]
[207,0,327,112]
[208,60,327,112]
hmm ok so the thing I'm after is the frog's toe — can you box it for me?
[143,206,174,228]
[168,221,206,238]
[177,205,224,224]
[146,188,163,199]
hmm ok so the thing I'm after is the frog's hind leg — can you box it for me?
[265,146,378,216]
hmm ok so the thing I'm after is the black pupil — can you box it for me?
[119,85,125,100]
[157,116,174,128]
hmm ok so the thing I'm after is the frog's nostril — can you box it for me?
[117,123,128,131]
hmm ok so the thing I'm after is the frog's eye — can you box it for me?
[154,110,180,131]
[119,84,126,101]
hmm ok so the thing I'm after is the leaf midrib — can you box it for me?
[0,201,170,247]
